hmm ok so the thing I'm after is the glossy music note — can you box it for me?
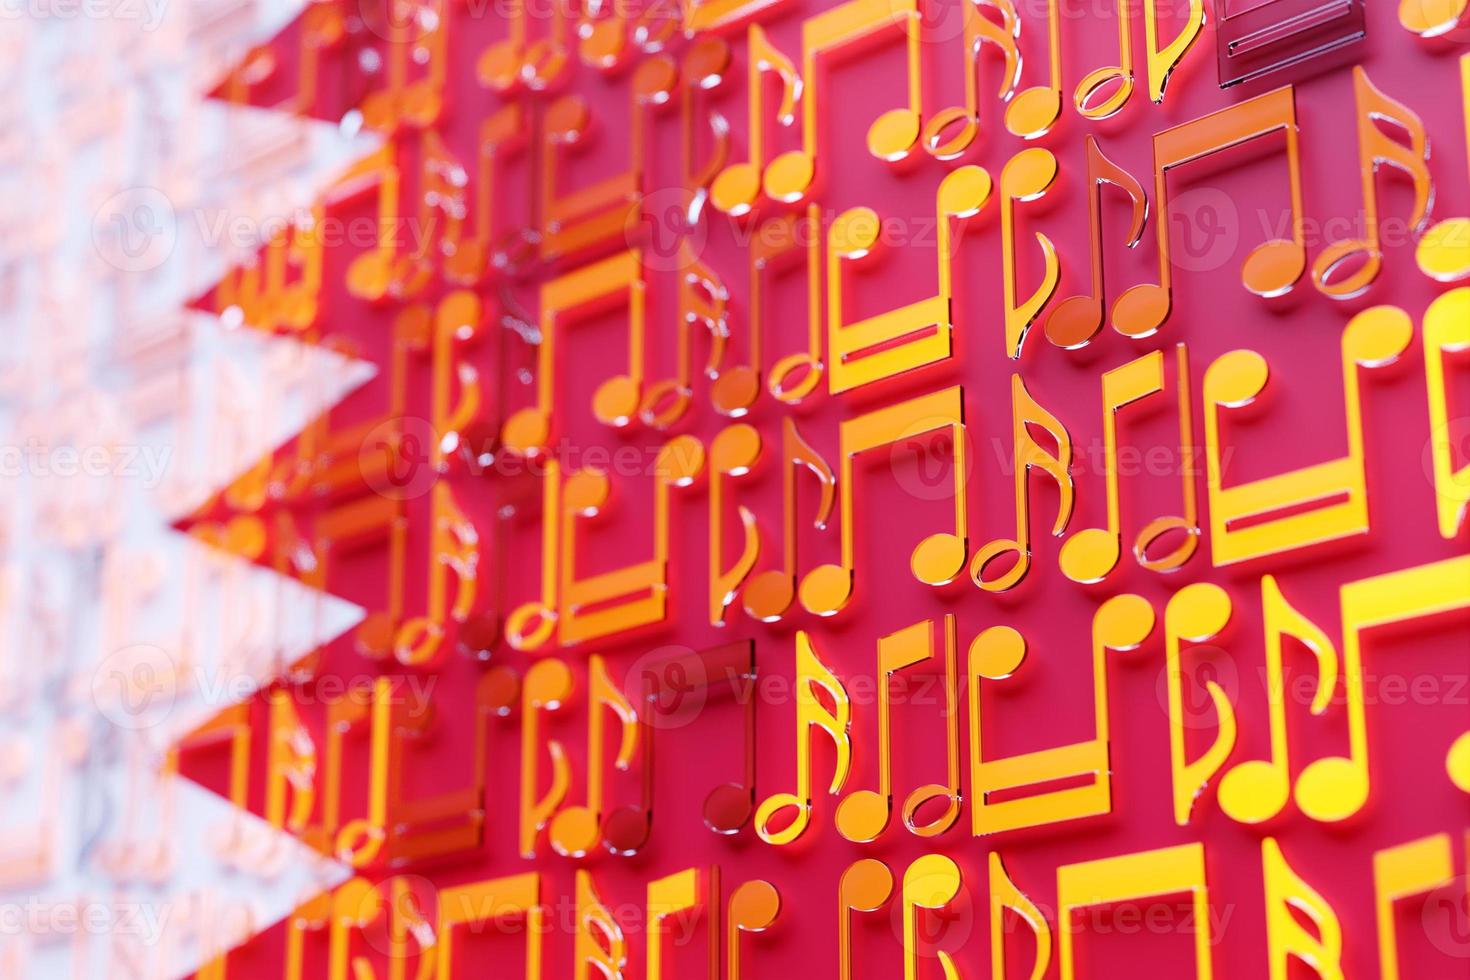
[1416,56,1470,283]
[436,872,545,978]
[648,868,716,980]
[990,854,1052,980]
[576,869,628,980]
[1004,0,1134,140]
[1113,87,1308,339]
[1058,843,1214,979]
[339,143,405,304]
[1058,345,1200,584]
[639,640,761,839]
[1400,0,1468,33]
[970,375,1073,593]
[728,880,781,980]
[743,417,836,622]
[540,56,679,261]
[801,386,969,617]
[519,659,573,858]
[709,424,762,626]
[901,855,964,980]
[501,249,648,456]
[1045,136,1149,350]
[1217,575,1338,826]
[836,616,961,843]
[476,0,570,92]
[1375,834,1455,980]
[1001,148,1060,359]
[557,436,706,647]
[1162,583,1237,826]
[1263,839,1343,980]
[359,0,448,132]
[838,859,895,980]
[1144,0,1204,104]
[443,103,528,286]
[920,0,1022,159]
[681,39,734,230]
[393,482,478,667]
[712,207,825,413]
[828,166,991,393]
[505,459,562,652]
[711,24,802,217]
[1202,305,1411,566]
[641,242,731,430]
[1313,68,1433,299]
[755,631,852,845]
[762,0,923,204]
[550,655,640,858]
[969,593,1155,836]
[1424,289,1470,539]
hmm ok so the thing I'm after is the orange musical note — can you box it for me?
[501,249,649,457]
[756,631,852,845]
[476,0,571,93]
[359,0,448,132]
[1313,68,1433,299]
[1058,843,1214,979]
[990,854,1051,980]
[709,424,762,626]
[901,856,964,980]
[436,873,545,977]
[681,38,734,227]
[1113,87,1308,339]
[519,659,573,858]
[920,0,1022,159]
[1162,583,1237,826]
[443,104,529,286]
[1424,288,1470,539]
[576,870,628,980]
[1202,306,1411,566]
[1004,0,1134,139]
[969,593,1155,835]
[1045,136,1149,350]
[711,24,802,217]
[743,416,836,622]
[828,166,991,393]
[338,143,405,304]
[836,616,961,843]
[1058,345,1200,584]
[728,880,781,980]
[801,386,969,616]
[1000,148,1061,359]
[641,242,732,430]
[504,458,562,652]
[970,374,1073,593]
[550,655,640,858]
[838,859,894,980]
[540,56,679,261]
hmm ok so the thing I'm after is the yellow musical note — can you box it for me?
[828,167,991,392]
[648,867,716,980]
[712,25,802,217]
[1374,834,1454,980]
[743,416,836,622]
[755,631,852,845]
[728,880,781,980]
[969,593,1155,835]
[710,424,763,626]
[576,870,628,980]
[1005,0,1134,139]
[989,854,1051,980]
[393,482,478,667]
[476,0,570,92]
[1313,68,1433,299]
[1203,305,1411,566]
[1424,288,1470,538]
[550,655,640,858]
[1415,55,1470,282]
[970,375,1073,593]
[443,104,529,286]
[1058,843,1213,979]
[1162,583,1237,826]
[837,616,961,843]
[801,386,970,616]
[519,659,573,858]
[1263,839,1343,980]
[902,855,964,980]
[921,0,1022,158]
[1399,0,1468,37]
[339,143,405,304]
[642,242,732,430]
[839,859,895,980]
[436,872,544,979]
[1143,0,1204,104]
[1000,148,1061,359]
[1114,87,1308,338]
[505,458,562,652]
[1059,345,1200,584]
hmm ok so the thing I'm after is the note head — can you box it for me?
[1058,527,1121,584]
[1398,0,1469,36]
[1311,240,1380,300]
[867,108,922,163]
[549,806,600,858]
[602,804,652,856]
[835,789,891,843]
[901,786,960,837]
[1073,66,1133,120]
[579,19,627,71]
[1004,87,1062,140]
[1416,218,1470,282]
[912,532,967,588]
[969,625,1026,680]
[1343,303,1414,366]
[593,374,642,428]
[346,251,393,302]
[354,611,397,659]
[1447,731,1470,793]
[477,40,525,91]
[705,782,756,835]
[1207,349,1269,407]
[1294,755,1368,823]
[1110,282,1170,339]
[763,151,815,204]
[743,569,795,622]
[1217,759,1290,825]
[938,165,993,218]
[523,40,571,92]
[711,365,760,417]
[501,407,551,456]
[754,792,808,845]
[730,880,781,931]
[1241,237,1306,299]
[905,854,962,909]
[799,563,853,617]
[969,539,1028,593]
[1002,147,1060,201]
[1045,294,1105,349]
[639,380,693,430]
[840,858,895,911]
[505,601,557,651]
[1134,516,1200,572]
[1095,593,1156,650]
[768,352,823,404]
[711,162,761,217]
[922,108,979,161]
